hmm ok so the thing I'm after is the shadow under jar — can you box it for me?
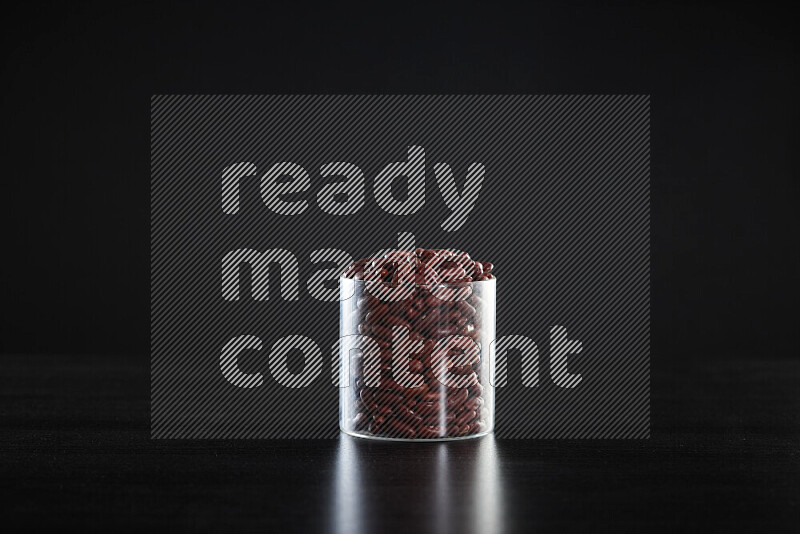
[339,250,496,441]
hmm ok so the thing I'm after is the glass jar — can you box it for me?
[339,276,495,441]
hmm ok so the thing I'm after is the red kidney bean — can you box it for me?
[413,310,439,332]
[415,263,442,285]
[428,324,459,338]
[462,396,483,412]
[424,293,445,308]
[450,362,473,375]
[406,306,422,320]
[422,368,441,382]
[373,338,390,349]
[445,388,468,409]
[394,405,423,426]
[442,309,461,323]
[420,338,437,355]
[451,424,470,436]
[456,300,477,318]
[456,409,477,427]
[373,325,397,341]
[408,359,423,374]
[469,420,487,434]
[405,382,428,398]
[439,266,468,282]
[421,390,447,403]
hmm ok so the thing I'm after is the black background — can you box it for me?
[2,0,796,359]
[1,1,797,531]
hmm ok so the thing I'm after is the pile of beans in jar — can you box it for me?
[342,248,495,440]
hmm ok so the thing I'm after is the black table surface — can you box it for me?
[1,354,797,532]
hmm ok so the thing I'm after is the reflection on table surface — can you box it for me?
[332,433,505,534]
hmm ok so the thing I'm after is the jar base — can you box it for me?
[340,427,492,442]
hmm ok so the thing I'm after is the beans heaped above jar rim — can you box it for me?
[343,248,495,285]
